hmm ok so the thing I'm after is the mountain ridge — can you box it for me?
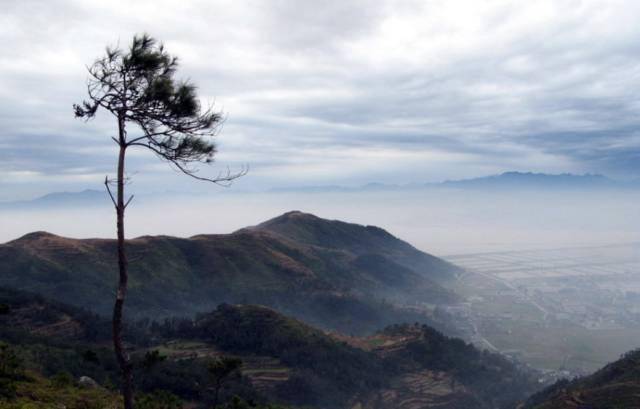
[0,212,460,335]
[3,171,637,210]
[245,210,457,283]
[268,171,638,193]
[440,171,618,189]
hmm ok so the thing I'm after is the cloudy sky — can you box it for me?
[2,0,640,200]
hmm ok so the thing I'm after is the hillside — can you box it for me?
[0,288,287,408]
[361,324,538,409]
[523,349,640,409]
[247,211,458,283]
[0,287,110,343]
[0,286,539,409]
[1,372,121,409]
[160,304,539,408]
[0,212,459,335]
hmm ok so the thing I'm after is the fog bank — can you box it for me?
[2,188,638,256]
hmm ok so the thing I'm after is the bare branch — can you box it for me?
[124,195,135,209]
[104,176,117,208]
[128,142,247,186]
[170,161,248,186]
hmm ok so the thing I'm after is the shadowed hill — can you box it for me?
[0,286,111,343]
[0,212,459,335]
[168,304,538,409]
[524,349,640,409]
[0,287,538,409]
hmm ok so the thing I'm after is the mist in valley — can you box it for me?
[5,185,639,378]
[2,186,638,256]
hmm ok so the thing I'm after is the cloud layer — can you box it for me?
[2,0,640,199]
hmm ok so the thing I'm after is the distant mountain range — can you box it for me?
[0,211,460,335]
[439,171,636,189]
[273,172,639,193]
[0,189,109,210]
[1,171,637,210]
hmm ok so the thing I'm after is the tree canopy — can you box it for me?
[74,33,245,183]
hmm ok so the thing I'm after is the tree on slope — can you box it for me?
[74,34,245,408]
[207,356,242,408]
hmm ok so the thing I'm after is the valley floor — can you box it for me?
[444,243,640,378]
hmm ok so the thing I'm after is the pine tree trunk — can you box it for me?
[114,115,134,409]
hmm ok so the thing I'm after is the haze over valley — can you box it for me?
[3,175,640,382]
[2,172,639,255]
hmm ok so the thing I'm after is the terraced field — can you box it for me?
[149,340,290,392]
[379,370,475,409]
[240,357,290,392]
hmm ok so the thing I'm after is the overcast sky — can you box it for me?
[2,0,640,200]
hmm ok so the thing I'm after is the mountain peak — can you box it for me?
[270,210,318,221]
[256,210,320,227]
[7,231,85,250]
[11,231,61,243]
[249,211,374,245]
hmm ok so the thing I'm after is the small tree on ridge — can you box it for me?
[74,34,245,409]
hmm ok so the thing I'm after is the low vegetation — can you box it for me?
[524,348,640,408]
[0,287,538,408]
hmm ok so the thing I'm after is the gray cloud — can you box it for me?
[2,0,640,200]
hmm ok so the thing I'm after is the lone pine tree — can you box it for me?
[74,34,245,408]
